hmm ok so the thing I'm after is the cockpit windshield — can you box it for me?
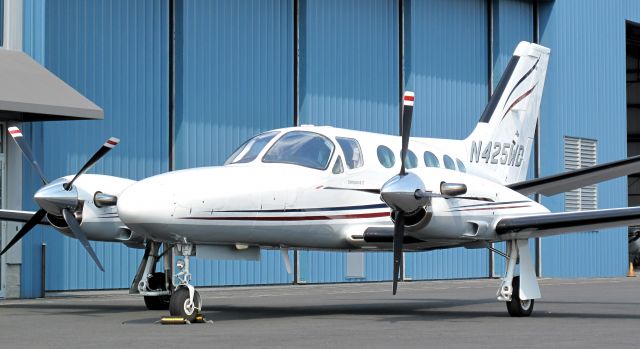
[262,131,335,170]
[224,131,279,164]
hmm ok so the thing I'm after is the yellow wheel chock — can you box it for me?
[158,313,212,325]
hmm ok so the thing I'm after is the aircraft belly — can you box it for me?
[149,219,356,249]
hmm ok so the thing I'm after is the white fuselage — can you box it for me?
[91,126,549,251]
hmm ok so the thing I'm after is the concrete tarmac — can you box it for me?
[1,277,639,349]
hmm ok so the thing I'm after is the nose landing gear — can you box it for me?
[168,243,202,322]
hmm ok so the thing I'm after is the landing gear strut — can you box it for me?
[169,243,202,322]
[130,241,172,310]
[495,239,540,317]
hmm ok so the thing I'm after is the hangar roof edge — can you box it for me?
[0,48,103,121]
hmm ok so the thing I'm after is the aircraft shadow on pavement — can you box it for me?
[4,298,640,324]
[0,302,142,317]
[199,298,640,322]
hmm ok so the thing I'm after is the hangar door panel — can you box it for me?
[175,0,294,286]
[538,1,627,278]
[403,0,490,280]
[174,0,293,169]
[25,0,169,293]
[297,0,398,283]
[491,0,533,277]
[298,0,399,133]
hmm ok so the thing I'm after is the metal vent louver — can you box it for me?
[564,136,597,211]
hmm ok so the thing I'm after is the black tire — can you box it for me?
[143,272,170,310]
[169,287,202,322]
[506,276,534,317]
[144,295,170,310]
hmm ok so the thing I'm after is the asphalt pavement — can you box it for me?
[1,277,639,348]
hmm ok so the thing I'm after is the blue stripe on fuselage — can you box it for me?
[211,203,389,213]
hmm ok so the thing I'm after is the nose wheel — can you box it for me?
[167,243,203,322]
[169,286,202,321]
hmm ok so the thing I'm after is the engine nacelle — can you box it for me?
[390,201,433,232]
[45,174,143,243]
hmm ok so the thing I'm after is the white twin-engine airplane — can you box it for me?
[2,41,640,320]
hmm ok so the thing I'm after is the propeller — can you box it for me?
[392,211,405,295]
[381,93,472,294]
[399,92,414,176]
[0,209,46,256]
[0,127,119,272]
[8,127,48,185]
[380,91,420,295]
[64,137,119,190]
[62,208,104,271]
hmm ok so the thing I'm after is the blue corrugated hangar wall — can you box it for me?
[16,0,635,296]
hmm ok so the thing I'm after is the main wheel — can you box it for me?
[143,272,171,310]
[169,287,202,322]
[506,276,534,317]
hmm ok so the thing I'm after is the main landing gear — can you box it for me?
[495,239,540,317]
[130,241,172,310]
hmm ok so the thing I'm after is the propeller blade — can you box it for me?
[392,210,405,295]
[0,209,47,256]
[400,91,414,176]
[7,127,48,185]
[62,208,104,271]
[64,137,119,190]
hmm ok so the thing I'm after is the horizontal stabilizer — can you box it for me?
[508,155,640,196]
[496,206,640,239]
[0,209,49,225]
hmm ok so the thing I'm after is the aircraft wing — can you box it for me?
[0,209,49,225]
[495,206,640,239]
[507,155,640,196]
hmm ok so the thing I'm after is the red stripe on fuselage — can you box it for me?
[180,211,391,221]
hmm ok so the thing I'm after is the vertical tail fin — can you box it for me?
[465,41,550,184]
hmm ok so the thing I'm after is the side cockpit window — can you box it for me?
[262,131,334,170]
[225,131,279,164]
[336,137,364,169]
[377,145,395,168]
[332,156,344,174]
